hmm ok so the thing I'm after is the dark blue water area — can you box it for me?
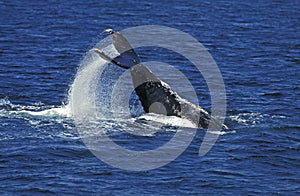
[0,0,299,195]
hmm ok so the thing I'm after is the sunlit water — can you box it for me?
[0,1,299,194]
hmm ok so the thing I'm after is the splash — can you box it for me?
[69,35,122,122]
[24,105,71,117]
[138,113,198,129]
[68,35,201,133]
[0,98,71,118]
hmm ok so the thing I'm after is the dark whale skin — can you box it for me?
[93,29,227,129]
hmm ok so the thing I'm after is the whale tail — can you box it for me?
[92,29,140,69]
[93,29,228,130]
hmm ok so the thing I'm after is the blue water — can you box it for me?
[1,0,299,195]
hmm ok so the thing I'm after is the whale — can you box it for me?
[92,29,227,129]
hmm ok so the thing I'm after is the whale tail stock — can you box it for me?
[92,29,227,130]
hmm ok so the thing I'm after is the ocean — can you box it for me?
[0,0,299,195]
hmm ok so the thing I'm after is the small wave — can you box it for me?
[208,130,236,135]
[0,98,71,118]
[23,105,71,118]
[229,112,286,127]
[262,92,283,97]
[0,98,74,139]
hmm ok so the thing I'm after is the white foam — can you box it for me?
[208,130,236,135]
[138,113,198,129]
[23,105,71,118]
[0,98,71,119]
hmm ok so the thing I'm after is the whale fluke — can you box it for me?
[92,29,227,129]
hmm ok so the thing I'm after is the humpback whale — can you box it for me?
[92,29,227,129]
